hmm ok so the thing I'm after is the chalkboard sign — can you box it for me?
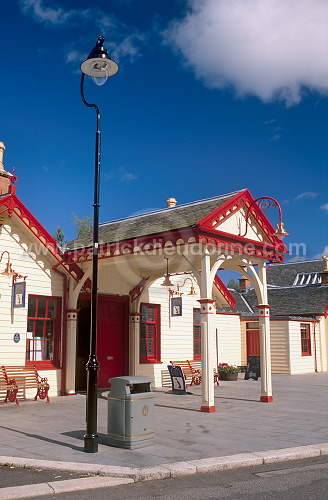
[167,365,187,394]
[244,356,261,380]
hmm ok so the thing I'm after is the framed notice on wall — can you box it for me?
[171,296,182,316]
[12,281,26,308]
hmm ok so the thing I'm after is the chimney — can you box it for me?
[166,197,177,208]
[238,276,250,293]
[321,256,328,286]
[0,142,12,195]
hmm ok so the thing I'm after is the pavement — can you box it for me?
[0,372,328,498]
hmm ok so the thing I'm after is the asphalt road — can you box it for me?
[1,456,328,500]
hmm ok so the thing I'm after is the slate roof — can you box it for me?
[66,189,244,251]
[217,289,256,317]
[218,260,328,317]
[245,286,328,317]
[267,259,324,287]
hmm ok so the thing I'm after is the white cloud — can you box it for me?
[165,0,328,105]
[104,168,138,183]
[20,0,146,64]
[295,192,318,200]
[19,0,88,25]
[65,50,83,64]
[320,203,328,211]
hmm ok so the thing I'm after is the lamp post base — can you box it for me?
[84,433,99,453]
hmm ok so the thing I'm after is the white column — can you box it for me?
[129,312,141,376]
[257,262,273,402]
[65,309,78,395]
[199,249,216,412]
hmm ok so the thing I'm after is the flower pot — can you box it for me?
[219,372,238,381]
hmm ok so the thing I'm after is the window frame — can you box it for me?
[26,295,62,368]
[139,303,161,364]
[300,323,311,356]
[193,308,201,360]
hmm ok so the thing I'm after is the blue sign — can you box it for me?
[12,282,26,308]
[171,297,182,316]
[13,333,20,343]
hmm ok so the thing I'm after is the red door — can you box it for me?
[96,295,129,388]
[246,329,260,357]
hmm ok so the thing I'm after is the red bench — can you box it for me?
[188,360,220,386]
[170,360,202,386]
[0,366,19,405]
[2,365,50,404]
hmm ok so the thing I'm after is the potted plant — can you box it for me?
[217,363,239,381]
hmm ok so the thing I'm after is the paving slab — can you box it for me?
[0,373,327,491]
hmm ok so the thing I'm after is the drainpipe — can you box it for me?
[52,264,68,395]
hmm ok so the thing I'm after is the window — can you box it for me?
[293,273,321,286]
[140,304,160,363]
[301,323,311,356]
[26,295,62,366]
[193,308,201,360]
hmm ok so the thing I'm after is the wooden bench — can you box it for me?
[0,366,19,405]
[170,360,202,386]
[2,365,50,403]
[188,360,220,386]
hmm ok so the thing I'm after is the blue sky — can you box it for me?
[1,0,328,266]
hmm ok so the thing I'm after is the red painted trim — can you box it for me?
[216,311,241,315]
[198,229,286,262]
[256,304,272,309]
[0,193,84,282]
[140,303,161,364]
[197,189,287,251]
[260,396,274,403]
[67,309,79,313]
[200,405,216,413]
[241,317,318,323]
[197,189,249,230]
[65,214,286,265]
[129,312,141,317]
[129,277,149,303]
[214,274,236,309]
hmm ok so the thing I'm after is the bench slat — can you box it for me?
[2,365,50,403]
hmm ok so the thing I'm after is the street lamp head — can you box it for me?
[80,36,118,86]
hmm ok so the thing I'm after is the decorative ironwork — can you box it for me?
[240,196,288,240]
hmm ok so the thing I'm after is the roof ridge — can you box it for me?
[269,258,323,267]
[99,189,245,228]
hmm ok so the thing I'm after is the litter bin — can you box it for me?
[107,376,154,449]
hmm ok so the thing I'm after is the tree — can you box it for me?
[227,278,239,290]
[53,226,67,247]
[72,213,93,238]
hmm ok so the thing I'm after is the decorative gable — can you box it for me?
[197,189,283,248]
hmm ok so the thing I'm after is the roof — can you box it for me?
[217,288,257,316]
[67,189,244,250]
[245,286,328,317]
[219,259,328,317]
[267,259,324,287]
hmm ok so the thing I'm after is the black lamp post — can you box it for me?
[80,36,118,453]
